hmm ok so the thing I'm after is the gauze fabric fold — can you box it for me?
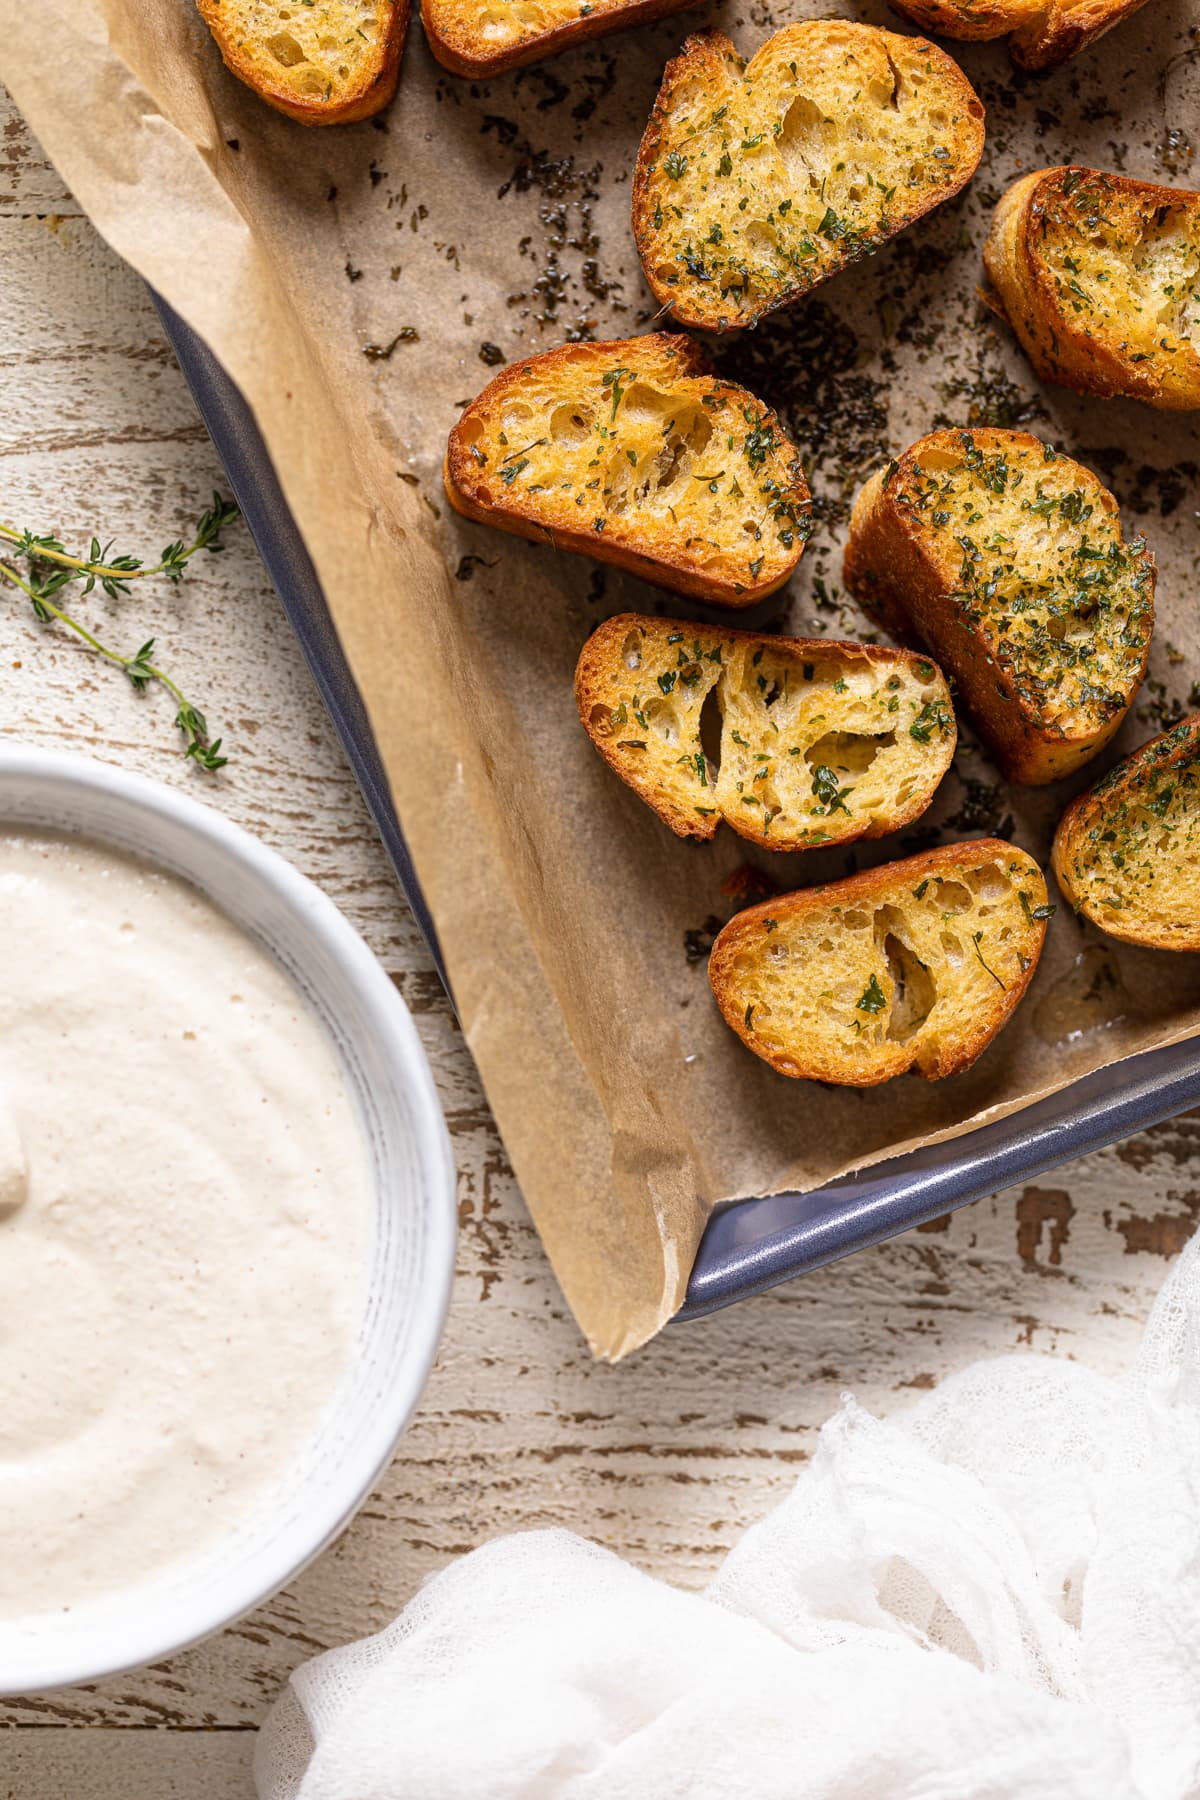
[257,1233,1200,1800]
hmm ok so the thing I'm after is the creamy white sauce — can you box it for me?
[0,831,370,1619]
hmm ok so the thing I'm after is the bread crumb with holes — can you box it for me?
[843,428,1154,785]
[709,841,1051,1084]
[632,21,985,332]
[983,167,1200,409]
[195,0,408,122]
[421,0,697,78]
[445,334,811,607]
[576,613,955,850]
[1053,715,1200,950]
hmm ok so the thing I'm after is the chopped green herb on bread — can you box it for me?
[888,0,1152,70]
[421,0,696,76]
[195,0,407,123]
[632,20,985,332]
[983,167,1200,410]
[576,614,955,850]
[445,335,811,607]
[1053,716,1200,950]
[843,428,1154,785]
[709,840,1051,1083]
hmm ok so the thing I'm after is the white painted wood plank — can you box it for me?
[0,107,74,215]
[0,1728,255,1800]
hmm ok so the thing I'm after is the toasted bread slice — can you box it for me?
[445,335,811,607]
[1053,716,1200,950]
[983,167,1200,410]
[843,429,1155,786]
[576,614,955,850]
[631,22,985,333]
[422,0,696,77]
[709,840,1050,1084]
[196,0,407,123]
[887,0,1151,69]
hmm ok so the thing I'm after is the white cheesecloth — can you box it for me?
[256,1230,1200,1799]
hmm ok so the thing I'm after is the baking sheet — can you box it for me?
[150,292,1200,1322]
[4,0,1198,1356]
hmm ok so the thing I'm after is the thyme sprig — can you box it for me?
[1,493,238,770]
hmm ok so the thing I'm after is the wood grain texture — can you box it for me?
[1,84,1197,1800]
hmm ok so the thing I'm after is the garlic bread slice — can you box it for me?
[576,614,955,850]
[196,0,407,123]
[632,21,985,332]
[888,0,1151,70]
[710,841,1050,1083]
[445,335,811,607]
[1053,716,1200,950]
[983,167,1200,410]
[843,429,1154,785]
[421,0,696,76]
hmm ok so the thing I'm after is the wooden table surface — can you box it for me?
[2,89,1197,1800]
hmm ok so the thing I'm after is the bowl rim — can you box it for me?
[0,744,457,1695]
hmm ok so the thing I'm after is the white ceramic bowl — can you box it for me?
[0,746,456,1694]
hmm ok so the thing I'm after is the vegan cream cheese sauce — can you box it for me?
[0,830,371,1618]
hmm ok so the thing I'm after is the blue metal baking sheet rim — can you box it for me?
[154,292,1200,1323]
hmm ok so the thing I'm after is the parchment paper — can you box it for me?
[3,0,1197,1356]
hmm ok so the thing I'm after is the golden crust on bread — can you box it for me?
[1053,716,1200,951]
[632,21,985,332]
[421,0,695,76]
[983,166,1200,410]
[842,428,1155,786]
[445,335,811,608]
[195,0,407,123]
[709,840,1050,1084]
[888,0,1151,70]
[575,614,956,850]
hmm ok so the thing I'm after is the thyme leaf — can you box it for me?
[1,491,238,770]
[971,930,1006,990]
